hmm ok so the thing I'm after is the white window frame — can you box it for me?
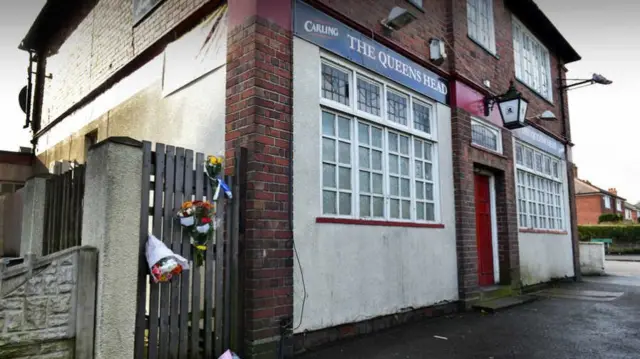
[603,195,611,209]
[625,208,632,220]
[616,199,623,211]
[512,16,553,102]
[514,140,565,230]
[471,118,502,154]
[467,0,496,54]
[319,53,441,224]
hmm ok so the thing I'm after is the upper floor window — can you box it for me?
[471,118,502,153]
[512,17,553,102]
[603,195,611,209]
[616,199,623,211]
[467,0,496,54]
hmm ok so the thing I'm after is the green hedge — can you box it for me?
[578,225,640,243]
[598,213,623,223]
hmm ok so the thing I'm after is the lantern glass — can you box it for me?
[498,97,528,129]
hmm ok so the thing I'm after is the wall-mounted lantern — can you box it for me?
[484,81,529,130]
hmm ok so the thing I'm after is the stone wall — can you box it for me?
[0,246,97,358]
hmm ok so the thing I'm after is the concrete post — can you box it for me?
[20,175,49,257]
[81,137,143,359]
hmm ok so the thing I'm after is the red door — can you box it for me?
[474,173,494,286]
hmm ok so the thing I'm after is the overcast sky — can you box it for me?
[0,1,637,202]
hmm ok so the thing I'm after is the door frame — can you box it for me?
[475,169,500,284]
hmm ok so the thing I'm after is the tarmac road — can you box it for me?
[298,261,640,359]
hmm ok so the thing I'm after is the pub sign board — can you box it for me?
[293,0,449,105]
[133,0,165,25]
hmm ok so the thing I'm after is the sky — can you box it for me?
[0,1,637,202]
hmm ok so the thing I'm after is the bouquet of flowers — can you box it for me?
[205,155,232,199]
[146,234,189,283]
[178,200,215,267]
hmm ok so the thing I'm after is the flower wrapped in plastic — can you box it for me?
[205,155,232,199]
[146,234,189,283]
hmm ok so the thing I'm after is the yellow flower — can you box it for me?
[196,245,207,250]
[181,201,193,209]
[208,156,222,165]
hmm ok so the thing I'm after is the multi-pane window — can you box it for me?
[515,141,564,230]
[387,90,408,126]
[321,63,350,105]
[616,199,623,211]
[512,17,553,101]
[320,59,439,222]
[0,182,23,195]
[471,119,501,153]
[603,195,611,209]
[467,0,495,53]
[322,112,352,215]
[357,76,381,116]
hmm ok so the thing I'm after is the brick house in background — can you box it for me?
[19,0,582,357]
[624,202,638,222]
[574,176,626,224]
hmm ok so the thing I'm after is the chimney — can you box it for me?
[608,188,618,195]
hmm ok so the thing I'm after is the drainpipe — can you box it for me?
[558,63,581,282]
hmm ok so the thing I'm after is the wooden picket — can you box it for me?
[42,164,86,255]
[133,142,240,359]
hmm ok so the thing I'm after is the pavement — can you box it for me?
[298,261,640,359]
[606,254,640,262]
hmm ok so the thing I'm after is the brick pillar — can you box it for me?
[497,131,520,288]
[226,1,294,358]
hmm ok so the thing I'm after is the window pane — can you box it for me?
[322,112,335,136]
[360,195,371,217]
[339,193,352,215]
[388,132,398,152]
[402,200,411,219]
[515,143,523,165]
[372,150,383,170]
[359,147,370,169]
[471,122,498,151]
[372,174,383,194]
[358,123,370,144]
[416,182,425,199]
[401,179,410,197]
[525,148,533,168]
[339,167,351,190]
[400,136,409,155]
[425,183,434,200]
[417,203,425,220]
[424,142,433,161]
[413,102,431,133]
[390,177,399,196]
[322,63,350,105]
[357,77,381,116]
[360,171,371,192]
[323,164,336,187]
[372,128,383,147]
[387,91,408,125]
[414,139,423,159]
[373,197,384,217]
[389,155,399,174]
[322,138,335,162]
[323,190,337,214]
[339,142,351,164]
[400,158,410,176]
[552,161,559,178]
[390,199,400,218]
[424,163,433,180]
[543,156,551,175]
[415,161,424,179]
[338,117,351,140]
[425,203,435,221]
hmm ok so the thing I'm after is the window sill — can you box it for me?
[519,228,568,235]
[470,143,507,159]
[467,35,499,60]
[316,217,445,228]
[515,78,554,106]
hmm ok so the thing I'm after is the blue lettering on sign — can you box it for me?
[294,0,449,105]
[513,126,566,159]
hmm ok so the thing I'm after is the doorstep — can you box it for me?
[472,295,538,313]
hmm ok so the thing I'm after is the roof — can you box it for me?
[18,0,82,52]
[574,178,626,200]
[505,0,581,64]
[625,202,639,210]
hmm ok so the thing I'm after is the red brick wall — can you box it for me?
[41,0,210,127]
[576,195,603,225]
[226,1,294,357]
[450,0,569,139]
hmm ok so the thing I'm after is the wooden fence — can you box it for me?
[42,164,86,255]
[133,142,240,359]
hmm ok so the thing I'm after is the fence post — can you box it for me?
[82,137,143,359]
[20,175,49,257]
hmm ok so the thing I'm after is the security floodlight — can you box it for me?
[561,73,613,90]
[381,7,416,31]
[538,110,557,121]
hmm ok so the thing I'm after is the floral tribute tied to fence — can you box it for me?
[134,142,242,359]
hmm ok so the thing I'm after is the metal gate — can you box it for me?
[133,142,240,358]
